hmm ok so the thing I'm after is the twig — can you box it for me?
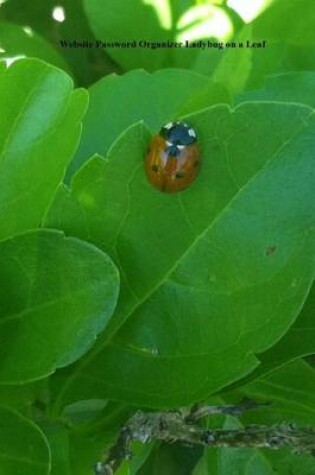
[94,426,132,475]
[94,404,315,474]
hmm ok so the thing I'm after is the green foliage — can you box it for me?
[0,405,51,474]
[0,229,119,383]
[0,58,87,241]
[237,71,315,107]
[45,99,315,408]
[0,21,69,71]
[83,0,171,71]
[242,0,315,88]
[1,0,315,474]
[236,281,315,384]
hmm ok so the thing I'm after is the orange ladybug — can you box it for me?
[145,121,200,193]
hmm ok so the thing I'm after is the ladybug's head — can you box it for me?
[160,121,197,147]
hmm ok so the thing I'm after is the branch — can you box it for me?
[94,404,315,474]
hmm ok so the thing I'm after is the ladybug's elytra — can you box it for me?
[145,121,200,193]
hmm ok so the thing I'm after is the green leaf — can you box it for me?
[0,380,47,413]
[40,422,70,475]
[248,0,315,89]
[42,420,106,475]
[233,281,315,386]
[0,405,51,474]
[46,99,315,409]
[62,399,108,426]
[254,0,315,45]
[0,229,119,383]
[218,418,275,475]
[0,21,70,72]
[215,0,315,93]
[0,58,88,242]
[83,0,172,71]
[110,442,155,475]
[83,0,233,72]
[213,24,253,95]
[128,442,155,475]
[237,72,315,108]
[68,69,230,179]
[264,448,315,475]
[137,442,202,475]
[43,402,133,475]
[193,418,267,475]
[238,359,315,426]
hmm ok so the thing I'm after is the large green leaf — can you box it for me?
[0,58,88,242]
[0,229,119,383]
[46,101,315,409]
[0,405,50,474]
[68,69,230,178]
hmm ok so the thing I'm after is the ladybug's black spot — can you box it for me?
[175,171,185,179]
[151,164,159,172]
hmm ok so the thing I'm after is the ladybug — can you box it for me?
[145,121,200,193]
